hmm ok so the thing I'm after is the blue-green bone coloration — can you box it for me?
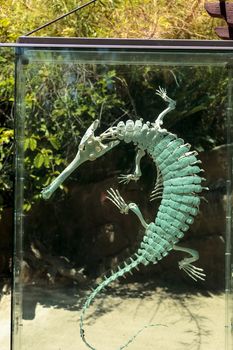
[41,87,207,350]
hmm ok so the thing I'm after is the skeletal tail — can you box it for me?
[80,254,163,350]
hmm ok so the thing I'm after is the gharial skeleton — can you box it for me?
[41,87,207,350]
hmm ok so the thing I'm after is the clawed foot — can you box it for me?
[118,174,140,184]
[179,261,206,282]
[106,188,129,214]
[156,86,168,100]
[156,86,176,107]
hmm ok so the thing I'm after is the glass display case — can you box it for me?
[0,45,15,350]
[11,38,233,350]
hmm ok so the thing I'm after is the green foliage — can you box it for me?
[0,47,15,213]
[0,0,223,42]
[0,0,229,216]
[21,63,126,207]
[95,0,220,40]
[0,0,115,41]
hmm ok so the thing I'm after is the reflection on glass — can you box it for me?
[13,45,232,350]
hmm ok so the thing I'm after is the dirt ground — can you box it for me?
[0,282,228,350]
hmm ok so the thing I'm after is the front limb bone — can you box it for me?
[106,188,148,229]
[106,188,129,214]
[118,148,145,184]
[153,87,176,129]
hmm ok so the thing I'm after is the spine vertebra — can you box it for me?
[80,254,144,349]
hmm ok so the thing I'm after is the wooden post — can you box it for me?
[205,1,233,39]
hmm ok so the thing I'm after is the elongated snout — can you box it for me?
[41,134,119,200]
[41,149,85,199]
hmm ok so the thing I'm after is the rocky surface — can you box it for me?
[0,145,229,289]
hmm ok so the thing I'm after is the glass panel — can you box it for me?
[14,45,233,350]
[0,45,15,350]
